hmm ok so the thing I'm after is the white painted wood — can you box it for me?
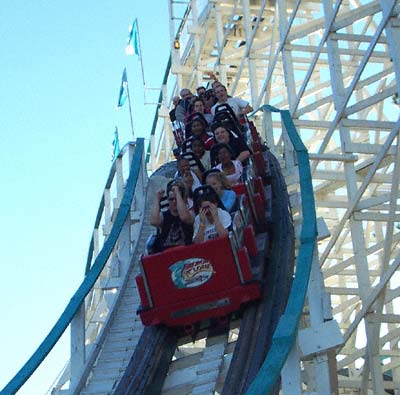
[282,340,302,395]
[163,1,400,393]
[298,320,343,358]
[70,304,85,391]
[73,175,173,394]
[316,217,330,241]
[294,217,331,247]
[48,2,400,394]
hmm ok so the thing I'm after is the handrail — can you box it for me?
[0,138,145,395]
[85,142,136,274]
[246,106,317,394]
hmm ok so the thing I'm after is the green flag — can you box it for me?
[117,68,128,108]
[112,127,120,160]
[125,19,139,56]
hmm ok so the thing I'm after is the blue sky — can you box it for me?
[0,2,171,393]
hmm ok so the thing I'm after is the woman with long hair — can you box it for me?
[205,170,237,213]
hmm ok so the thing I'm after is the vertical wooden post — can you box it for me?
[70,303,85,390]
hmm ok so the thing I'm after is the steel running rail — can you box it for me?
[246,106,317,395]
[0,138,145,395]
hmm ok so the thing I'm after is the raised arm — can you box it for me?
[172,186,193,225]
[237,149,250,163]
[240,103,253,115]
[209,203,229,238]
[193,210,207,243]
[150,189,164,227]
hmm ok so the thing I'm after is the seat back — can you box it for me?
[140,237,240,308]
[172,120,185,147]
[180,151,204,173]
[212,105,243,137]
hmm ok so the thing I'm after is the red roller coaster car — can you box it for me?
[136,118,269,328]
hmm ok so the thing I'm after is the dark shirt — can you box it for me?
[175,99,192,123]
[156,210,193,252]
[169,108,177,122]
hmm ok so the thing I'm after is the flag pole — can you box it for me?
[135,18,146,87]
[125,73,135,139]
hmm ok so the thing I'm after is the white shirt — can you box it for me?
[215,160,243,185]
[193,208,232,241]
[211,97,249,116]
[199,150,211,171]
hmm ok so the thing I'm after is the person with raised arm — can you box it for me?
[192,193,231,243]
[150,182,193,252]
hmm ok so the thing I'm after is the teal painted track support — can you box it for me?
[247,106,317,395]
[0,138,145,395]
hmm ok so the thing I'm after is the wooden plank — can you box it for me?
[298,320,343,357]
